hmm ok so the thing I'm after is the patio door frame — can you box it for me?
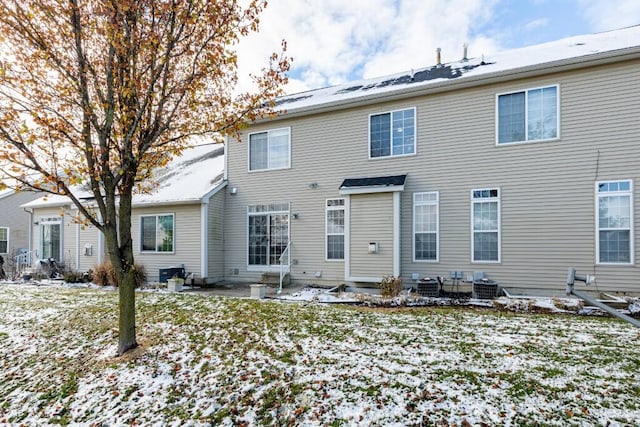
[247,203,290,272]
[39,216,63,262]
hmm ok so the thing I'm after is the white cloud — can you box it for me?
[234,0,639,96]
[524,18,549,30]
[360,0,501,79]
[236,0,500,94]
[578,0,640,32]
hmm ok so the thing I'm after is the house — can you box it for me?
[0,188,43,274]
[22,144,226,283]
[222,25,640,294]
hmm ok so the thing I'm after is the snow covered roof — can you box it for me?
[274,25,640,116]
[23,143,225,209]
[339,174,407,195]
[0,188,14,200]
[134,143,225,206]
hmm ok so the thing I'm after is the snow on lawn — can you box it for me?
[1,283,639,426]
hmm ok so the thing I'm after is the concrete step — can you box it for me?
[259,272,290,286]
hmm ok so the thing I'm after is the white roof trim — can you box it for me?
[339,184,405,195]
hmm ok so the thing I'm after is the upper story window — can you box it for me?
[0,227,8,254]
[140,214,174,253]
[497,85,558,144]
[249,127,291,171]
[472,188,500,263]
[369,107,416,158]
[597,180,633,264]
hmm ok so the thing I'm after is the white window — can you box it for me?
[597,180,633,264]
[249,128,291,171]
[0,227,8,253]
[413,192,439,261]
[140,214,174,253]
[369,107,416,158]
[472,189,500,262]
[248,203,289,267]
[497,85,558,144]
[326,199,345,260]
[40,217,62,261]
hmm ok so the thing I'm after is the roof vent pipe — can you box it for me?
[462,43,468,61]
[436,47,441,65]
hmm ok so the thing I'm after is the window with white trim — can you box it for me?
[248,203,289,266]
[140,214,174,253]
[369,107,416,158]
[413,192,438,261]
[472,189,500,262]
[0,227,8,253]
[326,199,345,260]
[597,180,633,264]
[249,128,291,171]
[497,85,558,144]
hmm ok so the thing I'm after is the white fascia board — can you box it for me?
[200,180,228,203]
[339,184,405,195]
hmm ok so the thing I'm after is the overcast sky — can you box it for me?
[236,0,639,94]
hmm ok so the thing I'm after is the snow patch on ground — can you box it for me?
[1,283,639,425]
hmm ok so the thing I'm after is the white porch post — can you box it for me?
[343,195,351,281]
[393,191,401,277]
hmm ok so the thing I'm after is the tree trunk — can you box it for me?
[103,215,138,356]
[118,268,137,355]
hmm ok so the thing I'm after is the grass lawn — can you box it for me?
[0,283,639,426]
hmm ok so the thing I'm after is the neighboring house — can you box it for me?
[0,189,43,271]
[22,144,226,283]
[223,26,640,294]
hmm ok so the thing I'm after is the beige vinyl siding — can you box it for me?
[132,204,202,282]
[0,192,41,254]
[349,194,394,279]
[76,221,102,272]
[398,59,640,293]
[207,190,225,282]
[226,58,640,292]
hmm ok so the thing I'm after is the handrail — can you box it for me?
[567,267,640,328]
[278,242,290,294]
[14,250,37,274]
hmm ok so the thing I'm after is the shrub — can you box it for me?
[91,261,115,287]
[63,271,89,283]
[379,275,403,298]
[90,261,146,288]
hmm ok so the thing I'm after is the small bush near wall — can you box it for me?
[91,261,146,288]
[63,271,91,283]
[379,276,403,298]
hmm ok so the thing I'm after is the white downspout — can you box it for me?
[393,192,401,277]
[223,135,228,180]
[97,226,104,263]
[75,221,80,271]
[200,201,208,280]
